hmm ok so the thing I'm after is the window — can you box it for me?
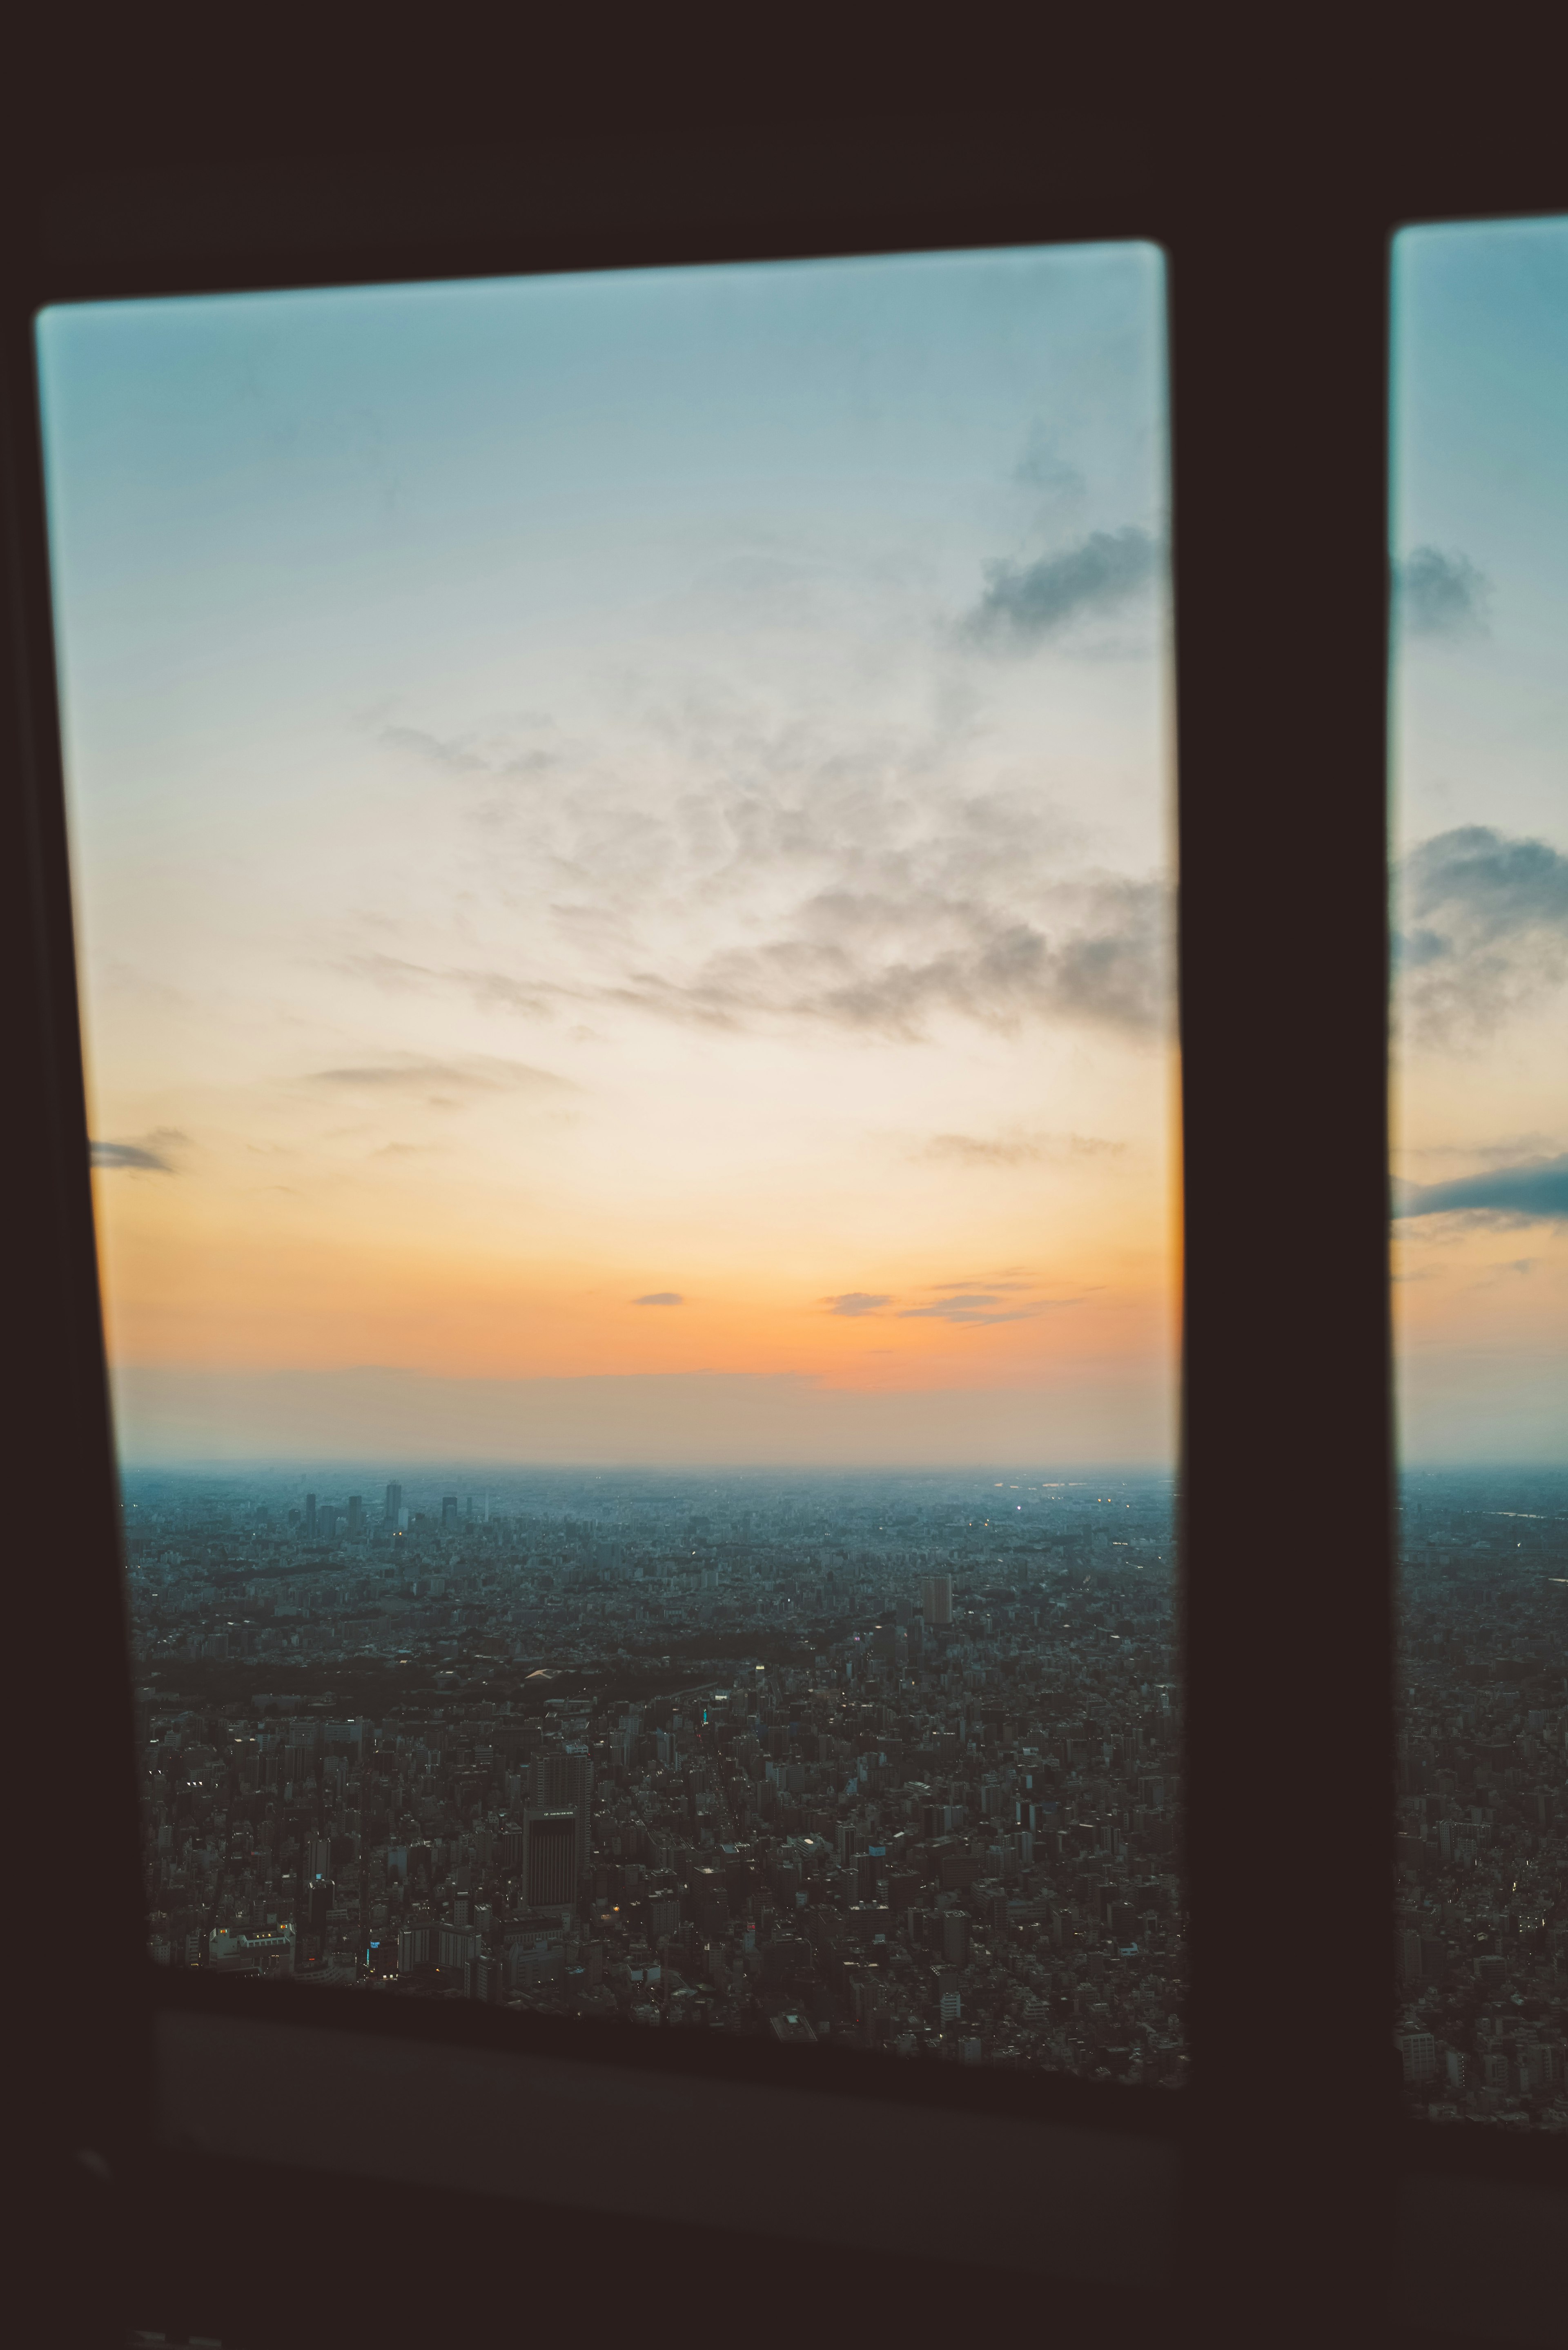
[1391,218,1568,2130]
[39,242,1183,2077]
[7,65,1564,2350]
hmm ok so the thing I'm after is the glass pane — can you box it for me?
[39,249,1181,2080]
[1392,219,1568,2127]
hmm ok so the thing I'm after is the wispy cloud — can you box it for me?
[822,1292,891,1316]
[633,1291,684,1306]
[1398,826,1568,1044]
[1013,427,1085,500]
[592,880,1169,1042]
[1398,546,1490,639]
[960,527,1159,651]
[91,1140,174,1172]
[382,723,557,779]
[360,695,1172,1047]
[307,1055,572,1095]
[898,1291,1050,1326]
[1393,1153,1568,1223]
[921,1129,1125,1168]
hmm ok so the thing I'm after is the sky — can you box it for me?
[1391,217,1568,1463]
[38,245,1179,1467]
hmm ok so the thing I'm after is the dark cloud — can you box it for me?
[960,527,1158,651]
[1398,826,1568,1042]
[1393,1154,1568,1222]
[822,1292,891,1316]
[633,1292,684,1306]
[1399,546,1490,638]
[91,1140,173,1172]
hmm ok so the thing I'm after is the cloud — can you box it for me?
[924,1132,1048,1167]
[900,1292,1049,1326]
[960,527,1159,650]
[346,953,556,1019]
[359,702,1172,1046]
[382,724,489,773]
[921,1128,1125,1169]
[633,1292,684,1306]
[1398,826,1568,1043]
[602,878,1170,1042]
[307,1055,572,1095]
[91,1140,174,1172]
[1398,546,1490,638]
[822,1292,891,1316]
[382,724,557,780]
[1013,428,1085,500]
[1393,1153,1568,1223]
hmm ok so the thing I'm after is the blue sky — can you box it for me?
[38,243,1179,1466]
[1391,216,1568,1461]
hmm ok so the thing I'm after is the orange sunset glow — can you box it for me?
[44,247,1179,1461]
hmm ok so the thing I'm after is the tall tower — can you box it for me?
[522,1811,578,1910]
[535,1747,592,1876]
[304,1494,317,1539]
[384,1482,403,1524]
[920,1573,953,1627]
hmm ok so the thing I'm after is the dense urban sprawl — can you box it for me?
[1395,1470,1568,2128]
[125,1462,1568,2121]
[129,1469,1185,2082]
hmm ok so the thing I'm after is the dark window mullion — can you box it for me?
[1172,198,1396,2334]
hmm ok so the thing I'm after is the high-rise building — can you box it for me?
[920,1574,952,1627]
[523,1810,578,1909]
[1399,2031,1438,2086]
[397,1921,433,1972]
[438,1920,481,1974]
[384,1482,403,1523]
[535,1746,593,1871]
[441,1494,459,1528]
[304,1493,317,1537]
[347,1495,363,1535]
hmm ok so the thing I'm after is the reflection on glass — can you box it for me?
[39,249,1181,2078]
[1392,219,1568,2125]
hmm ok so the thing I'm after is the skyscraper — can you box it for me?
[535,1746,592,1874]
[523,1810,577,1909]
[347,1495,363,1535]
[384,1482,402,1524]
[441,1495,459,1528]
[920,1574,952,1627]
[304,1494,317,1538]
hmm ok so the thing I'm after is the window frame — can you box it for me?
[5,101,1565,2348]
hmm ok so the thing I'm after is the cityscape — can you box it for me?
[128,1467,1187,2083]
[1395,1469,1568,2128]
[126,1462,1568,2120]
